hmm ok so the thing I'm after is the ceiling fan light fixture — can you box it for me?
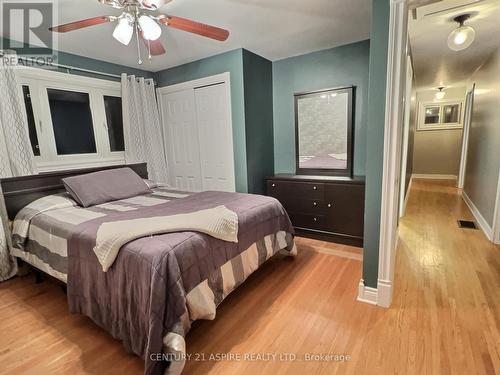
[138,15,162,40]
[448,14,475,51]
[113,16,134,45]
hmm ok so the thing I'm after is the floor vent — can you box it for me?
[458,220,478,229]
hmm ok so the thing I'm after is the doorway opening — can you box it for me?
[371,0,500,308]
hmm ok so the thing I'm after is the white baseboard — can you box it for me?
[357,279,378,305]
[376,279,393,308]
[462,191,494,241]
[412,174,457,180]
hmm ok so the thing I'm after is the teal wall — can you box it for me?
[154,49,248,193]
[1,38,153,80]
[363,0,390,288]
[4,33,390,289]
[242,50,274,194]
[272,40,370,176]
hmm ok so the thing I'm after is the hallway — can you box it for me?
[391,178,499,374]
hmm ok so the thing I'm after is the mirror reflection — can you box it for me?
[295,87,353,175]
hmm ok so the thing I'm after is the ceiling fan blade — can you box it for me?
[159,15,229,41]
[141,35,166,56]
[49,16,113,33]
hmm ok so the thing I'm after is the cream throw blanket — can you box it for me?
[94,205,238,271]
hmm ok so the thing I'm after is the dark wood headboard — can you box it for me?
[0,163,148,220]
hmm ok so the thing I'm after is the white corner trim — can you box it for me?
[372,0,409,309]
[458,88,474,189]
[462,191,494,242]
[401,175,413,217]
[412,174,457,180]
[357,280,378,305]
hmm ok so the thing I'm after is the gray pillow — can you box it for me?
[62,167,152,207]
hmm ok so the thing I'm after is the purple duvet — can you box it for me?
[66,190,294,374]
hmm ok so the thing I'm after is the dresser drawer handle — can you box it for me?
[327,203,332,208]
[313,217,318,222]
[313,202,317,206]
[271,183,276,187]
[313,186,317,190]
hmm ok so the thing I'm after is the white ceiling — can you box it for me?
[5,0,371,72]
[409,0,500,89]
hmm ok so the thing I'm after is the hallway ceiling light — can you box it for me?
[435,86,446,100]
[448,14,475,51]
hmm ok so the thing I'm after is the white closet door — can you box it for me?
[195,84,236,192]
[160,89,202,191]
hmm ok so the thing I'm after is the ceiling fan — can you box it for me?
[49,0,230,64]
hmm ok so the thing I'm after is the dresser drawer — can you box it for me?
[279,197,325,215]
[289,213,325,230]
[267,180,324,200]
[324,184,365,237]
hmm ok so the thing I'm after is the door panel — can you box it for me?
[324,184,365,237]
[194,84,235,192]
[160,89,202,191]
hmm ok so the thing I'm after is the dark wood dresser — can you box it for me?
[266,174,365,247]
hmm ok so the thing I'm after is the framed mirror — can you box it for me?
[294,86,354,176]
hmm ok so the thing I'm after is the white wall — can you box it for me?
[412,86,466,176]
[463,47,500,229]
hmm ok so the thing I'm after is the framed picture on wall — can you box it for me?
[417,100,463,131]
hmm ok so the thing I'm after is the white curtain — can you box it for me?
[0,52,38,281]
[121,74,169,184]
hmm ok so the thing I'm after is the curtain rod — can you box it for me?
[0,50,122,80]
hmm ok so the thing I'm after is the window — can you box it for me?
[424,106,440,124]
[418,101,463,131]
[443,104,460,124]
[104,95,125,152]
[17,68,125,171]
[47,89,97,155]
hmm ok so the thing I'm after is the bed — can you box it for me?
[1,163,296,375]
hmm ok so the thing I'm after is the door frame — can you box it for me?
[493,171,500,244]
[156,72,230,96]
[457,85,475,189]
[399,55,413,218]
[156,72,235,191]
[357,0,409,307]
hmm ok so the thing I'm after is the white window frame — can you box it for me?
[417,100,463,131]
[16,67,125,172]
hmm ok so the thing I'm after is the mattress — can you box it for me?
[10,185,192,282]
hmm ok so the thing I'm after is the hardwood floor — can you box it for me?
[0,179,498,374]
